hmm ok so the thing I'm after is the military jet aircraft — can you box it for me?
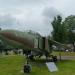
[0,29,66,60]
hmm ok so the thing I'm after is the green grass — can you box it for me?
[0,55,75,75]
[0,55,25,75]
[52,51,75,56]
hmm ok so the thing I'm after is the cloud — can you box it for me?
[0,0,52,8]
[40,7,61,36]
[0,14,18,29]
[43,7,61,19]
[42,7,61,27]
[0,0,75,36]
[0,6,61,36]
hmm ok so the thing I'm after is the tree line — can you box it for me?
[51,15,75,52]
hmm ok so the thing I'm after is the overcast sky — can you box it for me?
[0,0,75,36]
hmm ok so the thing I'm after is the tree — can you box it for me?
[51,15,67,43]
[0,28,1,31]
[0,40,5,54]
[51,15,67,60]
[63,15,75,52]
[63,15,75,30]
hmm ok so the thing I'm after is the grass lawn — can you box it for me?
[52,51,75,56]
[0,55,75,75]
[0,55,25,75]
